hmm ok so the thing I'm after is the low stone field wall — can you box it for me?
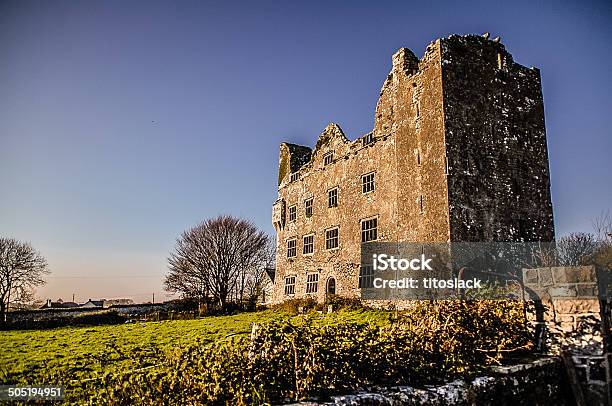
[292,358,569,406]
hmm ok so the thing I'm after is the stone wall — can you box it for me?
[376,43,451,244]
[441,35,555,242]
[524,266,611,405]
[272,124,400,303]
[6,302,182,327]
[289,358,570,405]
[7,306,104,323]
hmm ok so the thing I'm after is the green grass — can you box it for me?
[0,307,389,388]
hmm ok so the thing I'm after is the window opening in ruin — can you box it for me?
[362,172,375,193]
[288,205,297,222]
[359,265,374,288]
[303,234,314,255]
[304,198,313,217]
[325,227,339,250]
[324,152,333,166]
[328,188,338,207]
[361,217,378,242]
[284,275,296,295]
[306,273,319,294]
[287,238,297,258]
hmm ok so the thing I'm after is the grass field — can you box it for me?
[0,307,389,390]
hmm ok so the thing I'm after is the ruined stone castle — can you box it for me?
[271,34,555,303]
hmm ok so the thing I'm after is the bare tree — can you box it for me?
[593,210,612,242]
[556,232,598,266]
[243,239,275,304]
[532,242,558,267]
[0,238,49,325]
[534,212,612,269]
[591,211,612,269]
[165,215,270,308]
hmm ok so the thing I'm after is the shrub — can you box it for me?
[71,310,126,326]
[91,300,532,404]
[324,294,364,310]
[269,297,318,314]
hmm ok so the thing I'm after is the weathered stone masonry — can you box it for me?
[271,34,555,304]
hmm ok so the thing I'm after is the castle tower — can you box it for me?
[271,34,555,303]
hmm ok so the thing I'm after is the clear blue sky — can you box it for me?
[1,0,610,302]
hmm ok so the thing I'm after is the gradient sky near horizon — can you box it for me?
[1,0,610,303]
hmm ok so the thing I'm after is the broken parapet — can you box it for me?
[278,143,312,186]
[392,47,419,75]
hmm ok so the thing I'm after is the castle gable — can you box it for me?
[311,123,350,165]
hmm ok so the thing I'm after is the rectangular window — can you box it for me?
[359,265,374,289]
[328,188,338,208]
[362,133,374,146]
[323,152,333,166]
[287,238,297,258]
[288,205,297,222]
[290,173,299,182]
[306,273,319,294]
[419,195,424,214]
[361,217,378,243]
[362,172,375,194]
[325,227,339,250]
[304,198,313,217]
[284,275,296,295]
[303,234,314,255]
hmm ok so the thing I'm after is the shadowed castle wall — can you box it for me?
[440,35,555,242]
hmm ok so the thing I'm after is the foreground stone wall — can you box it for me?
[290,358,570,406]
[524,266,611,405]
